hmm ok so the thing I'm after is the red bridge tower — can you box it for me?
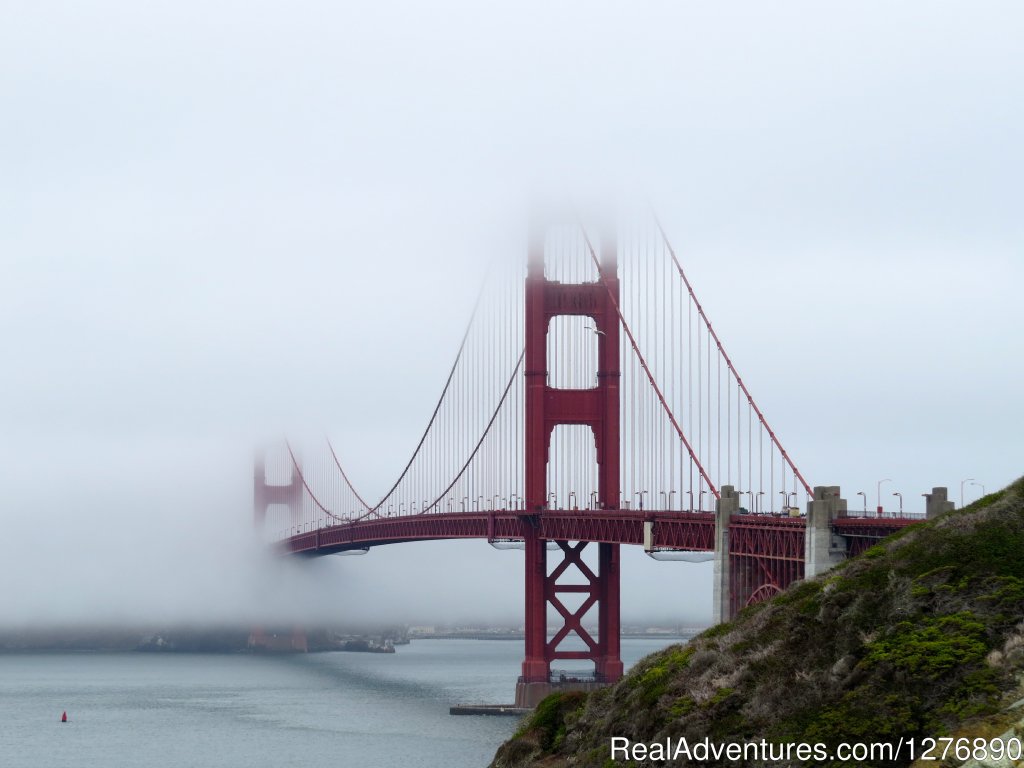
[516,228,624,708]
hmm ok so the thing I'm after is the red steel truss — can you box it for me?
[728,516,805,617]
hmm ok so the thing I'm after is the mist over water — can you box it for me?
[2,1,1022,640]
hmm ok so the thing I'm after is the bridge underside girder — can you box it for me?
[282,509,718,554]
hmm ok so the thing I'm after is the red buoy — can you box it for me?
[61,711,67,723]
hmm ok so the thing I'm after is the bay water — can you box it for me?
[0,637,685,768]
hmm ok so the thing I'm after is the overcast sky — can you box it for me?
[1,1,1021,629]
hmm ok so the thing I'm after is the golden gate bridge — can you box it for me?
[253,216,941,706]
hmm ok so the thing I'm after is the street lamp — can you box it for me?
[548,492,557,509]
[876,479,891,513]
[756,491,765,514]
[892,491,903,515]
[568,491,577,510]
[785,491,798,514]
[970,481,986,500]
[960,478,975,508]
[778,491,788,513]
[590,491,599,509]
[856,491,867,514]
[686,490,695,511]
[635,490,648,510]
[460,496,468,512]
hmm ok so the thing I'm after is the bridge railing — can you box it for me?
[840,510,927,520]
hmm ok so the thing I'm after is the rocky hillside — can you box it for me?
[492,477,1024,767]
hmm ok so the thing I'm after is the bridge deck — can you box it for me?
[281,509,920,557]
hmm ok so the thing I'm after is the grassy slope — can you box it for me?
[492,477,1024,767]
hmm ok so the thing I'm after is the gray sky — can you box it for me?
[1,1,1022,628]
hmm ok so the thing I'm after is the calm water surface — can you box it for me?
[0,638,685,768]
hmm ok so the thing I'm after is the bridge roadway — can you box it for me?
[281,508,918,558]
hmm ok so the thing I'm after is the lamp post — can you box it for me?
[568,491,577,510]
[699,490,708,511]
[548,492,557,509]
[668,490,676,510]
[970,481,985,501]
[756,491,765,514]
[686,490,694,511]
[856,491,867,514]
[892,492,903,515]
[460,496,468,512]
[635,490,648,511]
[778,491,787,514]
[876,479,891,514]
[960,478,975,509]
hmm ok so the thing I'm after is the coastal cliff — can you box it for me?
[492,477,1024,767]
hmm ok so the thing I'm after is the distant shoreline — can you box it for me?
[0,627,700,653]
[0,627,403,655]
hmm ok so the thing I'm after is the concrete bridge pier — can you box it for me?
[804,486,848,579]
[712,485,740,625]
[713,485,850,624]
[925,487,955,519]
